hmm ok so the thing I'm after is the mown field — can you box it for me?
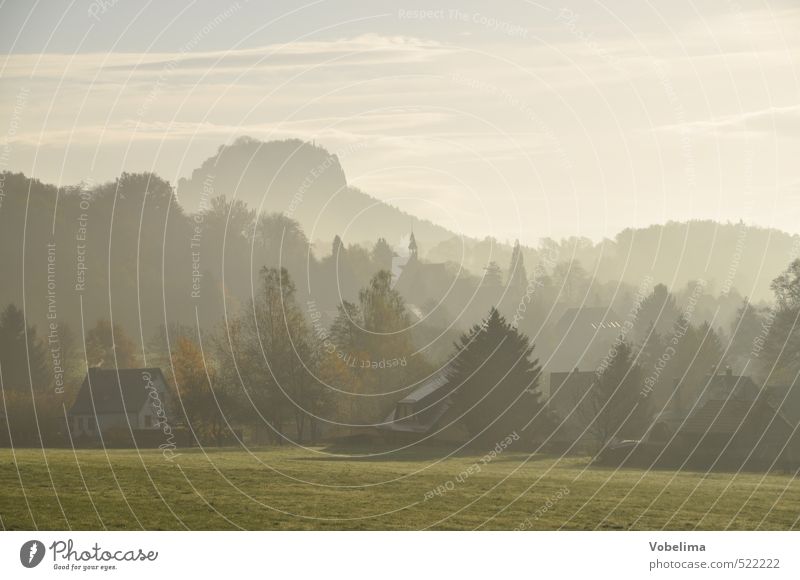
[1,446,798,530]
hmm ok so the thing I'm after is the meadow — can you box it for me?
[1,446,798,530]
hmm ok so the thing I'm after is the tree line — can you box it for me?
[2,167,800,449]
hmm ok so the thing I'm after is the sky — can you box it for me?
[1,0,799,245]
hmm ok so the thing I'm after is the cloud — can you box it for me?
[0,34,453,83]
[656,104,800,137]
[3,7,800,242]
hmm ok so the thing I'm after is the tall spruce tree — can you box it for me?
[635,283,679,339]
[727,297,765,374]
[582,340,649,446]
[507,239,528,295]
[668,320,725,407]
[446,307,544,446]
[371,238,395,273]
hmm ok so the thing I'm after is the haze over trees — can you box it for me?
[1,137,800,451]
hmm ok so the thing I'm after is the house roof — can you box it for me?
[379,367,454,433]
[704,372,759,401]
[398,368,450,404]
[765,384,800,426]
[681,397,790,436]
[69,368,167,416]
[382,400,454,434]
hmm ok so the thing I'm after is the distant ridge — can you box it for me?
[177,137,798,301]
[2,137,795,303]
[177,136,457,251]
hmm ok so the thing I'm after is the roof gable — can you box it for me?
[69,368,167,416]
[681,397,790,436]
[766,384,800,426]
[399,368,450,404]
[706,373,758,400]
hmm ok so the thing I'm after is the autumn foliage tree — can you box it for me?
[323,270,431,424]
[217,267,329,444]
[170,335,231,444]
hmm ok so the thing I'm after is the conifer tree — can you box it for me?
[582,340,648,445]
[507,240,528,295]
[446,307,544,445]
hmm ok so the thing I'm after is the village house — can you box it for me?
[765,383,800,428]
[649,368,760,439]
[670,395,800,470]
[627,368,800,471]
[378,366,469,444]
[68,368,171,440]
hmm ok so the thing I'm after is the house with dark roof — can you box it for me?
[68,368,171,438]
[649,368,760,437]
[765,383,800,428]
[378,367,469,443]
[670,394,800,470]
[635,369,800,471]
[688,368,758,409]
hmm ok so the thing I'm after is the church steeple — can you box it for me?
[408,232,418,260]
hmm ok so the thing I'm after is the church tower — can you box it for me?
[408,232,418,261]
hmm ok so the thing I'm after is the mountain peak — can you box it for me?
[177,137,455,248]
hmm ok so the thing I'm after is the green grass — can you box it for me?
[1,446,798,530]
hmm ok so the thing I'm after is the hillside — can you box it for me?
[177,137,458,250]
[176,137,798,301]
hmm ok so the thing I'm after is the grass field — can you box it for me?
[1,446,799,530]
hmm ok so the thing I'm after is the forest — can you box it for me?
[1,139,799,460]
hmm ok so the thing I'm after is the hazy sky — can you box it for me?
[1,0,799,244]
